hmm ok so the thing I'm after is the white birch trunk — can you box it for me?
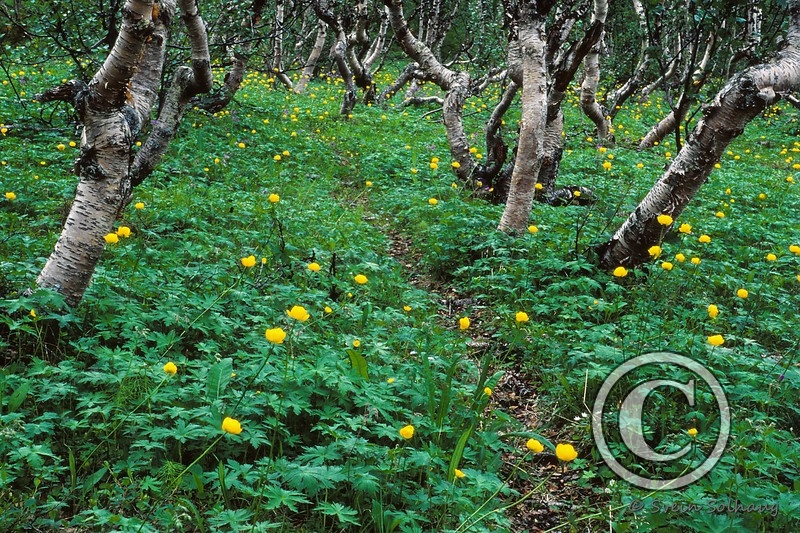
[34,0,211,307]
[294,20,328,94]
[497,16,547,233]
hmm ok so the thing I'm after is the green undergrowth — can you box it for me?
[2,52,800,532]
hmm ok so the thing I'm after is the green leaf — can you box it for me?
[207,358,233,401]
[448,424,474,481]
[7,381,31,413]
[347,349,369,379]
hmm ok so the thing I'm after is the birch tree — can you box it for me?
[33,0,212,307]
[599,0,800,269]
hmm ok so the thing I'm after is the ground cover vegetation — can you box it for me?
[2,1,800,531]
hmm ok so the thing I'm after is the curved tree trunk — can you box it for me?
[271,0,294,90]
[580,38,610,141]
[498,14,548,233]
[34,0,211,307]
[606,0,648,119]
[383,0,473,180]
[599,0,800,269]
[580,0,610,141]
[294,20,328,94]
[196,0,265,112]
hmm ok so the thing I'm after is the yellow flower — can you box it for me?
[241,255,256,268]
[238,142,246,149]
[573,190,581,197]
[657,214,673,226]
[431,157,440,164]
[678,223,692,234]
[222,416,243,435]
[273,154,281,161]
[759,193,766,200]
[698,234,711,243]
[707,334,724,347]
[430,162,439,170]
[535,183,543,190]
[648,245,662,258]
[526,438,544,453]
[708,304,719,318]
[428,198,438,205]
[555,443,578,462]
[56,143,65,151]
[736,288,748,299]
[269,193,280,203]
[104,233,119,244]
[675,253,686,262]
[29,309,37,318]
[403,305,412,312]
[687,428,698,437]
[454,468,466,479]
[399,425,415,439]
[307,262,321,272]
[387,377,395,383]
[116,226,131,238]
[354,274,368,285]
[286,305,310,322]
[715,211,725,218]
[483,387,492,396]
[636,163,644,169]
[451,161,461,169]
[602,161,612,171]
[691,257,701,265]
[265,327,287,344]
[163,362,178,375]
[324,306,333,314]
[766,253,777,261]
[5,192,16,201]
[528,225,538,234]
[365,181,373,187]
[714,163,721,169]
[282,150,290,156]
[134,202,145,210]
[352,339,361,348]
[613,266,628,277]
[661,262,673,271]
[459,317,470,330]
[790,245,800,255]
[515,311,529,323]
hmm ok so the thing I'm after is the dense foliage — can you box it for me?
[2,25,800,533]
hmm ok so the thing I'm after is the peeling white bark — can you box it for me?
[35,0,212,307]
[498,16,547,233]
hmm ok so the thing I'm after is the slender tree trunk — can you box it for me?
[498,15,547,233]
[294,20,327,94]
[196,0,265,112]
[580,0,610,140]
[606,0,648,119]
[599,0,800,269]
[272,0,294,89]
[379,62,419,102]
[34,0,211,307]
[383,0,473,180]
